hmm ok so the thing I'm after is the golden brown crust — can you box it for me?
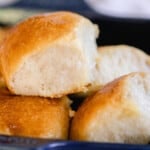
[0,94,70,139]
[0,27,9,43]
[0,27,10,79]
[70,74,124,140]
[0,11,81,84]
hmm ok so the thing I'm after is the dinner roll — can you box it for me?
[0,94,70,139]
[0,11,99,98]
[70,72,150,144]
[72,45,150,98]
[94,45,150,88]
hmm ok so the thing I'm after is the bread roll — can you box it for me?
[0,93,70,139]
[70,72,150,144]
[0,11,99,98]
[95,45,150,87]
[73,45,150,98]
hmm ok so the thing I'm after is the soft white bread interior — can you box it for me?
[73,45,150,98]
[0,92,70,139]
[0,11,99,98]
[70,72,150,144]
[0,63,70,139]
[94,45,150,88]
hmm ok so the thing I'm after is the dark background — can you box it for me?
[1,0,150,53]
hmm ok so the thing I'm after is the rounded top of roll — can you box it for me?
[0,11,92,82]
[3,11,80,48]
[71,72,150,143]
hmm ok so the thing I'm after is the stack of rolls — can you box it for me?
[0,11,99,139]
[70,45,150,144]
[75,44,150,97]
[0,11,150,144]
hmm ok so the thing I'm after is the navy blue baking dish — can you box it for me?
[0,134,150,150]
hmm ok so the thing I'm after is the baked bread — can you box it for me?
[0,93,70,139]
[0,11,99,98]
[73,45,150,98]
[0,60,70,139]
[70,72,150,144]
[94,45,150,88]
